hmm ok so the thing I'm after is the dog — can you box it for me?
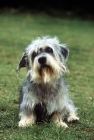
[16,36,79,128]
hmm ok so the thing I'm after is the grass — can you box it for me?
[0,13,94,140]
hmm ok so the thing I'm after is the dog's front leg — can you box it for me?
[18,112,36,127]
[67,102,79,123]
[52,113,68,128]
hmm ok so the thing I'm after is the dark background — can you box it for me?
[0,0,94,19]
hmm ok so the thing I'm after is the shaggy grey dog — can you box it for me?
[16,36,79,128]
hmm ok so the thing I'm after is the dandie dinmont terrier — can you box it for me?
[16,36,79,128]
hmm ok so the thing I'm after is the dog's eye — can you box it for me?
[45,47,53,53]
[39,48,43,52]
[32,52,37,59]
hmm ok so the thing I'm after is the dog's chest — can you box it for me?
[29,81,65,116]
[34,84,57,103]
[33,84,62,115]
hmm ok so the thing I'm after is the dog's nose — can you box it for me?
[38,57,46,64]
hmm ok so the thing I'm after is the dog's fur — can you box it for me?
[16,36,79,128]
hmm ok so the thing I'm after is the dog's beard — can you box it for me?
[29,60,67,84]
[39,66,54,83]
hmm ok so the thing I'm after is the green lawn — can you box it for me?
[0,13,94,140]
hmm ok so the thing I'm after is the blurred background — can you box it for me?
[0,0,94,19]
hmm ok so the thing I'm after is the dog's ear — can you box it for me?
[16,52,28,73]
[60,45,69,61]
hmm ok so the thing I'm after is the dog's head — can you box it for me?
[16,36,69,83]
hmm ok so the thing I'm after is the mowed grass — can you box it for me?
[0,13,94,140]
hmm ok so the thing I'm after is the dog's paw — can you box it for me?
[18,114,36,127]
[18,119,33,127]
[67,115,79,123]
[18,118,35,127]
[59,121,68,128]
[19,120,26,127]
